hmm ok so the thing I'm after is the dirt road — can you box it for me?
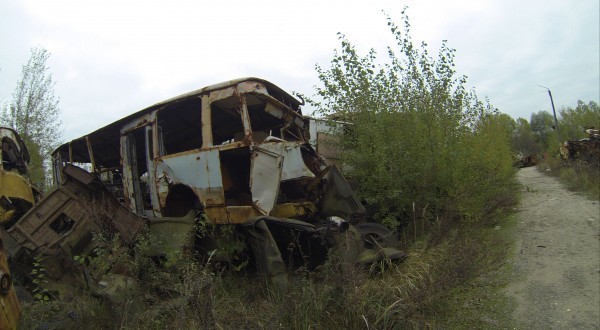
[505,167,600,329]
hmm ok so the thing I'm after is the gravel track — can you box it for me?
[505,167,600,329]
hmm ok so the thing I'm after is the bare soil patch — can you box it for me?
[506,167,600,329]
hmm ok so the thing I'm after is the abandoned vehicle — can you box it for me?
[0,126,32,329]
[0,126,37,226]
[5,78,402,293]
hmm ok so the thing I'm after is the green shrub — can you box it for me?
[306,9,516,232]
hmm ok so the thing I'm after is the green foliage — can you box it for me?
[519,101,599,156]
[510,100,599,160]
[1,46,62,189]
[558,100,600,141]
[512,117,541,155]
[530,110,557,151]
[31,256,51,301]
[307,10,515,227]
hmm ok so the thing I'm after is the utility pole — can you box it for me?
[538,85,561,144]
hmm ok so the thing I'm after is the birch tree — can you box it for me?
[1,47,62,188]
[308,10,515,227]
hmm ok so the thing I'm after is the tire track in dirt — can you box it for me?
[505,167,600,329]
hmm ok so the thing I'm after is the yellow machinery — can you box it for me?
[0,126,35,225]
[0,126,32,328]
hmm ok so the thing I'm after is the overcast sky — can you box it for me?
[1,0,598,142]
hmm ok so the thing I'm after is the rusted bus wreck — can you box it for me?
[53,78,364,222]
[6,77,401,292]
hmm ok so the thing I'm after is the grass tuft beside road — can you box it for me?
[430,214,518,329]
[538,157,600,200]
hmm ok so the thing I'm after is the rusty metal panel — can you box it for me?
[226,206,261,223]
[120,112,156,135]
[250,147,283,215]
[260,141,315,181]
[204,206,261,225]
[120,134,136,213]
[236,81,269,96]
[271,202,317,219]
[156,149,225,207]
[8,187,72,251]
[320,165,366,221]
[0,127,35,225]
[85,136,96,173]
[6,165,145,258]
[0,171,35,224]
[147,210,196,258]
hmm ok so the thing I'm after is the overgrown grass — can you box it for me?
[538,157,600,200]
[19,187,520,329]
[430,214,518,329]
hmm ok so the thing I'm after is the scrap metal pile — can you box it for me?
[560,129,600,166]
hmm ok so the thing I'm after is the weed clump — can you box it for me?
[539,157,600,199]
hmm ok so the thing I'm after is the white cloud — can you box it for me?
[1,0,598,141]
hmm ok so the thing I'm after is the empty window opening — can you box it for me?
[211,97,244,145]
[158,98,203,155]
[50,214,76,235]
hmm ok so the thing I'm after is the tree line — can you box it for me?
[513,101,600,157]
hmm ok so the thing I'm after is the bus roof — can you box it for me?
[52,77,303,168]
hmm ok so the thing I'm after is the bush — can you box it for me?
[307,9,515,230]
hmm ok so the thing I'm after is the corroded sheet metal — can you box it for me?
[242,218,288,292]
[261,95,304,129]
[237,80,269,96]
[0,172,35,223]
[259,141,315,181]
[120,112,156,135]
[204,206,261,225]
[147,210,196,258]
[271,202,317,219]
[156,149,225,207]
[7,165,145,256]
[250,147,283,215]
[320,165,366,221]
[120,134,137,213]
